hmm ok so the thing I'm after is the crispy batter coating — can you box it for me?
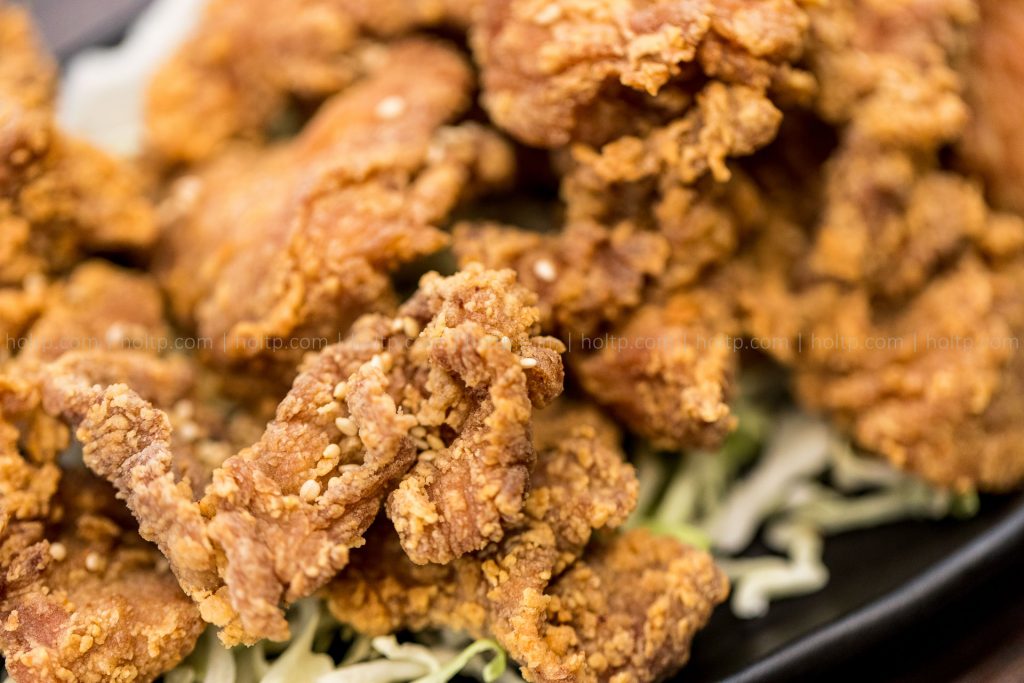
[38,332,413,645]
[455,166,768,339]
[330,402,727,682]
[574,283,739,451]
[472,0,812,148]
[38,267,562,644]
[1,472,204,683]
[384,266,564,565]
[327,401,626,636]
[145,0,479,164]
[731,0,1024,491]
[1,6,157,299]
[16,261,170,365]
[454,219,670,337]
[961,0,1024,214]
[804,0,981,296]
[157,39,513,378]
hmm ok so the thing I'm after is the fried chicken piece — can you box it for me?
[330,403,727,682]
[384,267,564,565]
[455,96,769,451]
[804,0,982,296]
[16,261,169,365]
[738,164,1024,491]
[1,472,204,683]
[157,39,513,379]
[560,85,782,278]
[1,7,157,290]
[729,0,1024,491]
[0,259,198,538]
[8,260,263,490]
[145,0,480,164]
[38,328,412,645]
[574,283,739,452]
[472,0,812,148]
[961,0,1024,214]
[454,220,670,338]
[535,530,727,682]
[455,165,769,345]
[38,267,561,644]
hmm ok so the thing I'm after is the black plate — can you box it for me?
[685,494,1024,681]
[29,3,1024,681]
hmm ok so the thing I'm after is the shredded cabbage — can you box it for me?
[628,403,979,620]
[160,600,515,683]
[706,413,833,554]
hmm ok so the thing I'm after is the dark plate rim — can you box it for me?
[720,500,1024,682]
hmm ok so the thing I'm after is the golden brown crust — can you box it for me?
[330,403,726,682]
[574,284,739,451]
[1,7,157,319]
[385,266,565,565]
[454,220,671,338]
[961,0,1024,214]
[157,39,513,379]
[725,0,1024,492]
[38,267,563,644]
[472,0,811,148]
[145,0,480,164]
[0,473,204,683]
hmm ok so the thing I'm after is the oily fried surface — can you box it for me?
[330,402,726,682]
[39,267,562,645]
[803,0,982,297]
[384,266,564,565]
[472,0,812,148]
[145,0,480,165]
[0,472,204,683]
[729,0,1024,492]
[574,283,739,451]
[961,0,1024,214]
[454,220,670,339]
[1,6,157,345]
[157,39,513,379]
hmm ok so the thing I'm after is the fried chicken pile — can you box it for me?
[4,0,1024,680]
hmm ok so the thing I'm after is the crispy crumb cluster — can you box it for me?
[329,402,728,683]
[40,266,565,645]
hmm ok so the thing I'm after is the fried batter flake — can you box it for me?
[157,39,513,379]
[38,266,562,645]
[1,473,204,683]
[330,402,727,682]
[473,0,811,148]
